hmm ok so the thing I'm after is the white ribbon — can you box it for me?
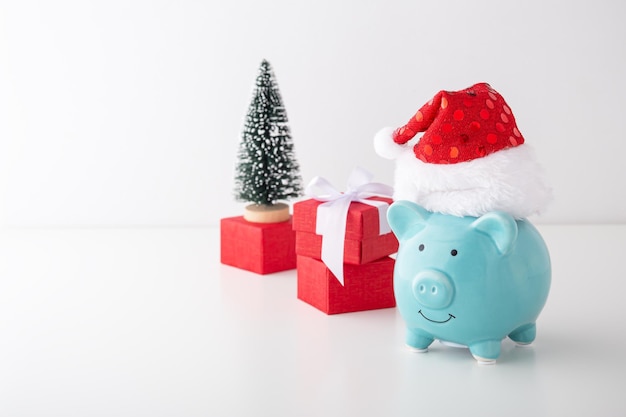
[305,167,393,286]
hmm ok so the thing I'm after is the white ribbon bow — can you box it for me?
[305,167,393,286]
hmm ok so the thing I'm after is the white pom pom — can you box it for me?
[374,127,406,159]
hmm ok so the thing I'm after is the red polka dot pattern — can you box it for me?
[392,83,524,164]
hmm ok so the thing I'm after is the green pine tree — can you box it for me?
[234,60,303,207]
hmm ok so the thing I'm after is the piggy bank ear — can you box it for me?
[387,201,430,241]
[471,211,518,255]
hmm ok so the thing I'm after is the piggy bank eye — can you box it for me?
[418,244,425,252]
[451,249,458,256]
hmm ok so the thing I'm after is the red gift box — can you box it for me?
[292,197,398,264]
[297,255,396,314]
[220,216,296,275]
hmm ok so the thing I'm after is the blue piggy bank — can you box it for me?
[387,201,551,364]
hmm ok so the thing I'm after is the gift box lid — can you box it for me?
[292,196,393,241]
[295,230,398,264]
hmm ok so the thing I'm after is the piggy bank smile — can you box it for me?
[418,310,456,324]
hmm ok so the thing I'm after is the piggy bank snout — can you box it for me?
[411,270,454,309]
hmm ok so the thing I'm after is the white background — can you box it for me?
[2,3,626,415]
[1,0,625,227]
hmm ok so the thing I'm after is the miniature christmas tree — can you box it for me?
[234,59,303,223]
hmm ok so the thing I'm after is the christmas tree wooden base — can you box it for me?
[220,215,296,274]
[243,203,290,223]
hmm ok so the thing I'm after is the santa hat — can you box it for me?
[375,83,523,162]
[375,83,551,218]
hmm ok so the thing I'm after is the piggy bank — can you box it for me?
[387,200,551,364]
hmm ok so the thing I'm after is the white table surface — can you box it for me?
[1,224,625,417]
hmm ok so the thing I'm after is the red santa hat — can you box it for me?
[374,83,551,219]
[375,83,524,162]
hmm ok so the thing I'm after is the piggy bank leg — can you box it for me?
[405,328,434,353]
[508,323,536,345]
[469,340,501,364]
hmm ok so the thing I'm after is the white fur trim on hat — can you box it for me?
[374,127,406,159]
[392,144,552,219]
